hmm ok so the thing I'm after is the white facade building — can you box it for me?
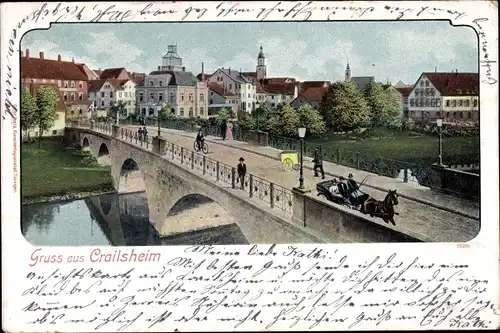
[408,72,479,124]
[88,79,136,118]
[207,68,256,113]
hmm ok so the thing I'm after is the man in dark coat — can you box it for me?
[312,148,325,179]
[221,121,227,140]
[237,157,247,189]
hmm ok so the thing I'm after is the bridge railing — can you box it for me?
[91,124,294,216]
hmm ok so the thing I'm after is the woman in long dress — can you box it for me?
[225,120,234,141]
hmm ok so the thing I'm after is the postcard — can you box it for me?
[1,1,499,331]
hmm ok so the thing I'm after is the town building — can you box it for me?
[207,67,256,113]
[382,84,405,119]
[136,45,209,119]
[207,82,239,117]
[407,71,479,124]
[395,86,413,119]
[21,49,89,121]
[291,81,330,110]
[88,78,137,118]
[344,61,375,92]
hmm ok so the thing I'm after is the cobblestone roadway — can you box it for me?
[124,125,479,243]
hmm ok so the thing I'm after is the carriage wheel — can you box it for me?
[202,143,209,154]
[282,158,294,172]
[317,193,327,200]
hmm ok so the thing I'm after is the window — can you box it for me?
[101,100,104,106]
[159,81,163,87]
[425,80,429,87]
[101,92,105,98]
[52,130,58,135]
[181,93,184,101]
[78,92,83,100]
[149,81,154,86]
[459,112,463,118]
[180,108,184,116]
[64,81,68,88]
[189,107,193,117]
[58,80,62,87]
[149,108,154,116]
[110,91,114,98]
[451,100,456,107]
[431,99,436,107]
[473,99,478,107]
[63,93,68,101]
[170,93,175,103]
[79,81,83,88]
[200,107,204,115]
[139,93,144,102]
[200,93,204,102]
[436,99,441,107]
[189,93,193,102]
[149,93,154,101]
[70,81,75,88]
[453,112,457,118]
[141,108,146,115]
[430,89,435,96]
[420,81,424,87]
[159,93,163,102]
[445,100,450,107]
[458,100,463,107]
[229,84,232,89]
[414,90,419,97]
[79,108,82,114]
[271,95,275,100]
[468,112,472,119]
[425,99,430,107]
[410,98,415,106]
[465,100,470,107]
[124,92,128,97]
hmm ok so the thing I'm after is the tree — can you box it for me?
[320,81,371,131]
[20,86,37,141]
[365,81,400,127]
[159,104,176,121]
[109,100,127,120]
[216,107,230,126]
[297,103,326,137]
[35,87,58,148]
[264,104,300,137]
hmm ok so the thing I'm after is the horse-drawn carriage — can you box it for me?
[316,175,399,226]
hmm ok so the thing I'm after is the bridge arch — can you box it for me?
[97,143,111,165]
[158,193,248,243]
[81,136,90,149]
[118,158,147,193]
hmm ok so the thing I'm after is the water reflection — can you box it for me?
[21,192,248,246]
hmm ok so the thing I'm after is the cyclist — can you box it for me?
[195,129,204,150]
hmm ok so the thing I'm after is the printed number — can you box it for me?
[456,243,470,248]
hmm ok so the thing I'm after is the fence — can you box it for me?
[88,123,293,215]
[112,120,479,199]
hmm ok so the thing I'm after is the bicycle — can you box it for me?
[193,140,209,154]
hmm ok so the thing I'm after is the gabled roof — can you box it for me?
[263,77,296,84]
[21,56,88,81]
[214,68,252,84]
[423,72,479,96]
[299,81,330,93]
[207,82,236,97]
[99,67,129,80]
[351,76,374,91]
[396,87,413,97]
[147,70,199,86]
[88,79,132,92]
[74,63,99,79]
[262,83,295,95]
[298,87,328,103]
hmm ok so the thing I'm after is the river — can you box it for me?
[21,192,249,246]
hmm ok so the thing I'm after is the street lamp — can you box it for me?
[156,103,162,137]
[298,127,307,189]
[436,118,443,166]
[113,101,119,126]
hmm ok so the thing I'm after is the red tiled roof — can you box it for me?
[21,57,88,81]
[423,72,479,96]
[262,83,295,95]
[88,79,130,92]
[93,69,103,76]
[207,82,236,97]
[300,87,328,102]
[99,67,129,80]
[396,87,413,97]
[299,81,330,93]
[263,77,296,84]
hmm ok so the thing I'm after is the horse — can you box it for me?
[360,189,399,226]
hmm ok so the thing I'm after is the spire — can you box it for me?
[258,45,265,59]
[345,57,351,82]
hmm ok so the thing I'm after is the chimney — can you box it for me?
[39,51,44,59]
[58,54,61,62]
[72,57,75,63]
[229,66,231,74]
[201,62,205,81]
[435,66,437,72]
[26,49,30,58]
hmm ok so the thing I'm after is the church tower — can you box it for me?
[256,45,267,80]
[345,60,351,82]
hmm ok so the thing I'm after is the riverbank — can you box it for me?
[21,138,114,202]
[22,190,117,205]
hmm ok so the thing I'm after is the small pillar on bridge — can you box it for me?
[112,125,120,138]
[248,130,269,146]
[291,187,311,227]
[152,136,168,155]
[90,120,95,130]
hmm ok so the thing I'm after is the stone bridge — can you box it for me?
[65,126,434,243]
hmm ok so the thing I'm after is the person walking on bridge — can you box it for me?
[312,148,325,179]
[237,157,247,190]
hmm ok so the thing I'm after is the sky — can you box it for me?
[21,21,478,85]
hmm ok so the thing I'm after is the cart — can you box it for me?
[280,150,300,172]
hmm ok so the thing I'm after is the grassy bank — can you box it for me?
[21,138,114,199]
[307,128,480,165]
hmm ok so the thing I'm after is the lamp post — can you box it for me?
[156,103,162,137]
[436,118,443,166]
[298,127,307,189]
[113,101,119,126]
